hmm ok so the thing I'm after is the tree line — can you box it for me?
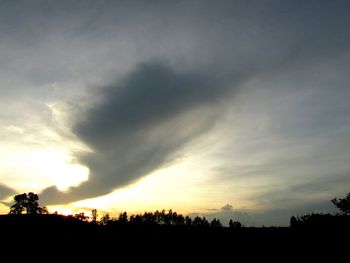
[289,192,350,228]
[7,191,350,228]
[7,192,243,228]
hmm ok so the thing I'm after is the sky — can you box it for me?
[0,0,350,226]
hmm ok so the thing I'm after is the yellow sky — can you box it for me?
[0,96,289,217]
[47,156,257,217]
[0,122,257,216]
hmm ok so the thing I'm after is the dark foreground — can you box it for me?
[1,214,349,259]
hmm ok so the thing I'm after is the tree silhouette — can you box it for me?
[100,213,110,225]
[39,206,49,214]
[185,216,192,226]
[9,192,46,215]
[331,192,350,215]
[210,218,222,228]
[27,192,40,214]
[118,212,128,224]
[91,209,98,223]
[192,216,209,227]
[75,212,88,221]
[229,219,242,228]
[289,192,350,228]
[9,193,27,214]
[290,216,298,227]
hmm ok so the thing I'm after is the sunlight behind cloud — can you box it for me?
[0,146,89,193]
[37,148,89,191]
[66,134,256,217]
[1,0,350,227]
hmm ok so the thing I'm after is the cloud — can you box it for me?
[0,184,16,208]
[40,60,241,204]
[1,0,350,224]
[38,1,350,208]
[290,174,350,195]
[221,204,234,212]
[0,184,15,200]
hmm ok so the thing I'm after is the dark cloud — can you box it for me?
[0,184,15,200]
[0,184,16,208]
[39,0,350,207]
[1,0,350,224]
[41,61,240,204]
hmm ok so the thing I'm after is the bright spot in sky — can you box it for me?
[0,147,89,193]
[35,149,89,191]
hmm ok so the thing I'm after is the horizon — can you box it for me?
[2,191,348,227]
[1,0,350,227]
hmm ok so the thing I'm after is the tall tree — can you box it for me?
[27,192,40,215]
[9,192,46,215]
[91,209,98,223]
[118,212,128,224]
[9,193,27,215]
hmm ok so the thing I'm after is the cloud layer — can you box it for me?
[1,1,350,224]
[40,61,239,204]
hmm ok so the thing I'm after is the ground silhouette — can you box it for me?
[1,192,349,258]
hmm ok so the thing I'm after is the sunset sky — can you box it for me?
[1,0,350,226]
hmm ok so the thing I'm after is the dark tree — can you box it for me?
[185,216,192,227]
[100,213,110,225]
[27,192,40,214]
[229,219,233,227]
[9,192,46,215]
[75,212,88,221]
[332,192,350,215]
[210,218,222,228]
[130,214,142,225]
[118,212,128,224]
[192,216,209,227]
[174,214,185,226]
[39,206,49,214]
[91,209,98,223]
[290,216,298,227]
[229,219,242,228]
[9,193,27,215]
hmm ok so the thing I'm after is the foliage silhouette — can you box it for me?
[75,212,89,221]
[6,192,350,230]
[331,192,350,215]
[9,192,48,215]
[290,216,298,228]
[1,193,343,255]
[91,209,98,223]
[118,212,128,224]
[289,192,350,229]
[210,218,222,228]
[2,191,349,256]
[100,213,110,225]
[229,219,242,228]
[289,213,350,229]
